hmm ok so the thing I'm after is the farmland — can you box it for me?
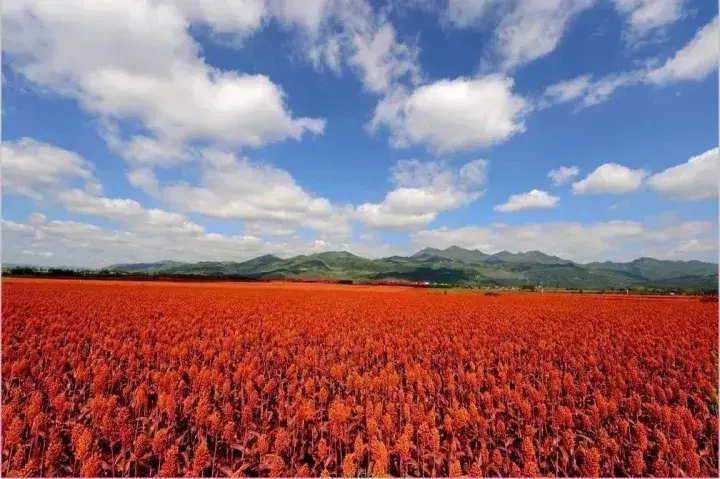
[2,278,718,477]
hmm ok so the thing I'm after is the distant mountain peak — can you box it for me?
[634,256,659,263]
[412,247,441,257]
[411,245,487,264]
[486,250,572,265]
[311,251,362,259]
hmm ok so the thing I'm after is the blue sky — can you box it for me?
[2,0,718,266]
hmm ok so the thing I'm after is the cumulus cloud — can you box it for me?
[494,189,559,212]
[548,166,580,185]
[57,189,206,236]
[103,131,194,168]
[370,75,529,152]
[647,15,719,84]
[6,137,352,240]
[159,149,352,238]
[572,163,648,195]
[2,138,100,200]
[356,159,488,229]
[647,147,719,200]
[412,219,717,262]
[4,0,325,151]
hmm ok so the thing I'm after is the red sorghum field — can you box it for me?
[2,278,718,477]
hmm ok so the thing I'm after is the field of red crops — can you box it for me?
[2,278,718,477]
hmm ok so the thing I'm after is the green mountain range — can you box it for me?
[105,247,718,290]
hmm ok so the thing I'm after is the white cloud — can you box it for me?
[4,193,717,266]
[572,163,648,194]
[159,149,351,238]
[349,22,420,93]
[126,168,161,197]
[168,0,421,96]
[548,166,580,185]
[459,160,490,185]
[494,189,559,212]
[2,0,418,170]
[543,17,718,109]
[86,66,325,147]
[647,147,719,200]
[2,138,99,200]
[542,71,645,109]
[6,213,716,267]
[57,189,206,236]
[493,0,594,70]
[243,221,298,237]
[1,215,406,268]
[370,75,529,152]
[171,0,330,38]
[647,16,719,84]
[647,237,718,259]
[356,159,488,229]
[445,0,495,28]
[643,217,712,243]
[272,0,332,34]
[390,158,451,188]
[440,0,593,70]
[612,0,686,42]
[2,216,257,267]
[302,0,420,94]
[412,219,717,262]
[543,75,593,104]
[6,137,352,240]
[4,0,325,150]
[103,131,193,168]
[580,71,646,107]
[170,0,268,38]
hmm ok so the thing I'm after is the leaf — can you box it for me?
[181,451,191,469]
[558,446,569,466]
[217,465,236,477]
